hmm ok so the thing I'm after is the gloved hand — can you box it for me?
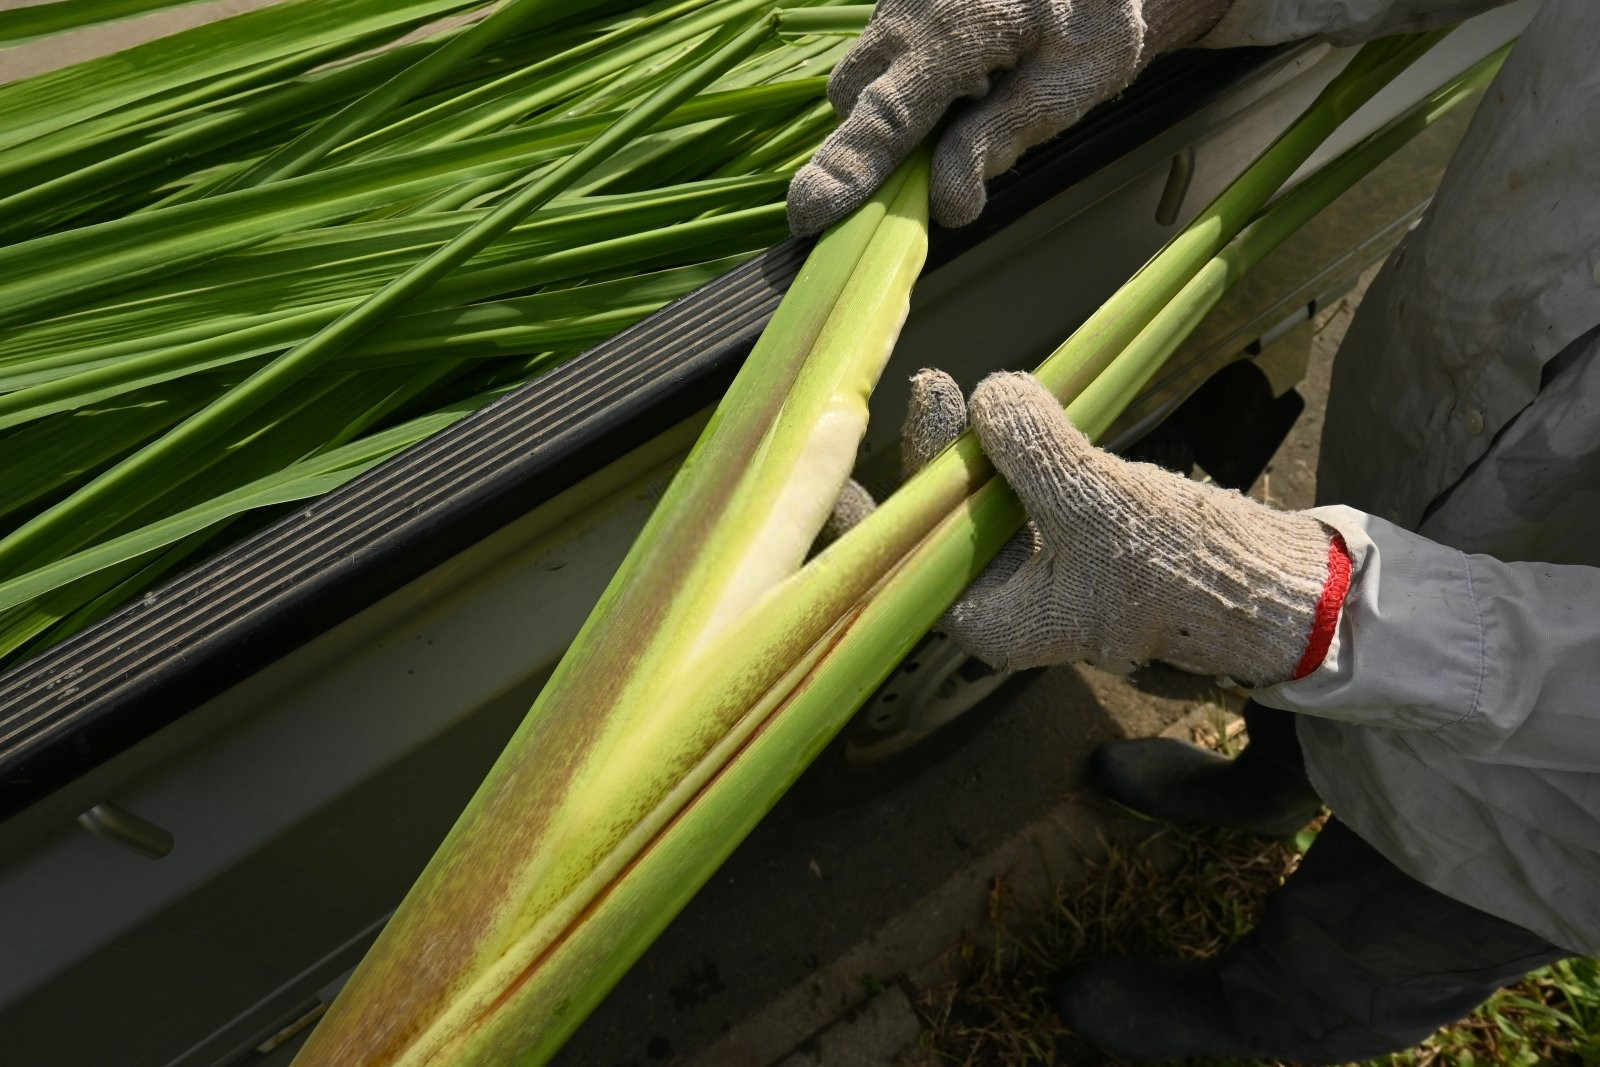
[833,371,1342,687]
[788,0,1232,234]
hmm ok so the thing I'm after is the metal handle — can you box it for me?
[77,802,173,859]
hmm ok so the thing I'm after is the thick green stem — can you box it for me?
[294,152,931,1066]
[776,5,874,36]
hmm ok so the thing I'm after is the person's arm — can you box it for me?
[1200,1,1515,48]
[1252,507,1600,772]
[902,369,1600,774]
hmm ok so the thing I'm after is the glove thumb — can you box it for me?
[819,477,876,545]
[901,368,968,476]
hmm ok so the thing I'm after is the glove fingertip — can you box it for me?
[967,372,1097,520]
[786,157,871,236]
[929,145,986,228]
[902,367,968,474]
[968,370,1039,421]
[969,372,1081,444]
[819,477,876,544]
[907,368,965,425]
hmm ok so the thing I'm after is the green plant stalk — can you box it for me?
[0,77,822,328]
[293,151,930,1066]
[0,207,785,427]
[0,15,780,580]
[341,0,768,158]
[216,0,592,191]
[467,38,1503,1066]
[776,4,873,36]
[0,175,787,371]
[0,0,480,156]
[0,36,437,239]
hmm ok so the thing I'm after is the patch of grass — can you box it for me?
[911,820,1600,1066]
[1367,957,1600,1067]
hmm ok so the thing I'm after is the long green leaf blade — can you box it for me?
[0,79,820,327]
[218,0,592,191]
[0,0,482,154]
[0,0,215,46]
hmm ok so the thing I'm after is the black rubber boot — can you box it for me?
[1054,958,1259,1061]
[1089,703,1322,838]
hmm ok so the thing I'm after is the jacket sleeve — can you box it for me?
[1251,506,1600,773]
[1197,0,1516,47]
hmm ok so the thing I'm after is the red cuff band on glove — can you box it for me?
[1291,533,1352,680]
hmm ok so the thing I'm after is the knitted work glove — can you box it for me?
[948,371,1343,685]
[787,0,1232,234]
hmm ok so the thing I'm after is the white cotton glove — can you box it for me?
[830,371,1337,687]
[787,0,1233,234]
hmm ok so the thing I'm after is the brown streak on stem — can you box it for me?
[465,599,873,1049]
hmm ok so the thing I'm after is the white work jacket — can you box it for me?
[1210,0,1600,954]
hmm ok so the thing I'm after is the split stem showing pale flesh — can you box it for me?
[293,151,932,1066]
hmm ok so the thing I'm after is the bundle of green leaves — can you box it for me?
[0,0,864,667]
